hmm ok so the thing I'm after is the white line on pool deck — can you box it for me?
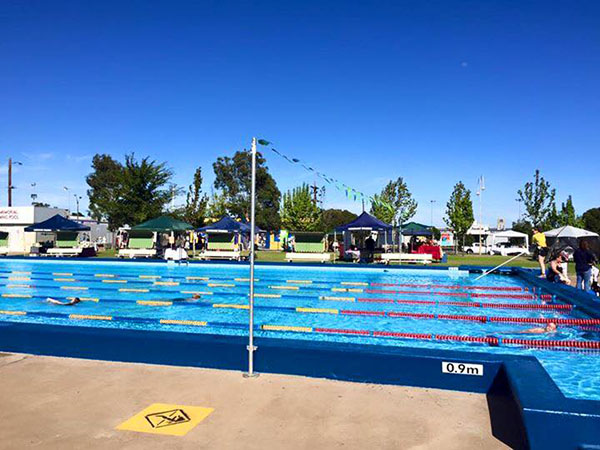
[0,354,508,450]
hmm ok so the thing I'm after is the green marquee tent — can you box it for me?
[131,216,194,232]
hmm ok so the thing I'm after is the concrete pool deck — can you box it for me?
[0,353,507,449]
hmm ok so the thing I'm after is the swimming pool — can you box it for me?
[0,258,599,403]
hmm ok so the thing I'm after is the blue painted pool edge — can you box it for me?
[0,321,598,449]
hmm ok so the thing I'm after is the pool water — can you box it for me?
[0,259,599,401]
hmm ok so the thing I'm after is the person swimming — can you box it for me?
[172,293,202,303]
[513,322,557,335]
[46,297,81,306]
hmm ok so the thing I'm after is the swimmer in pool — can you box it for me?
[172,294,201,302]
[46,297,81,306]
[516,322,558,334]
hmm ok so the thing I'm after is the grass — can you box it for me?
[95,248,117,258]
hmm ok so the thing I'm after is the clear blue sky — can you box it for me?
[1,0,598,226]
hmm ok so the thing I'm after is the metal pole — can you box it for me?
[244,137,259,378]
[8,158,12,207]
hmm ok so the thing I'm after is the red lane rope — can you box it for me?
[357,297,573,311]
[373,331,433,339]
[314,327,370,336]
[341,309,597,327]
[364,289,535,300]
[315,328,600,351]
[370,283,526,291]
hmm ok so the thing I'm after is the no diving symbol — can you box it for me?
[145,409,191,429]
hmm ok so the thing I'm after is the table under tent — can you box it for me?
[334,212,392,263]
[119,216,194,259]
[400,222,443,261]
[284,231,330,263]
[197,216,261,261]
[24,214,92,257]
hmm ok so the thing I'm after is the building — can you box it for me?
[68,215,114,245]
[0,206,67,253]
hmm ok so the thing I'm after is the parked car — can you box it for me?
[490,241,530,256]
[463,243,492,255]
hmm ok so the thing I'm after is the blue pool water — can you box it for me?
[0,259,599,401]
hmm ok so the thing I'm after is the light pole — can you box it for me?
[476,176,485,255]
[63,186,70,212]
[74,194,82,216]
[244,137,259,378]
[516,198,522,221]
[7,158,23,207]
[430,200,436,228]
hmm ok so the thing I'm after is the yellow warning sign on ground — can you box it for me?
[116,403,213,436]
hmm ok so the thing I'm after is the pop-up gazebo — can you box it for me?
[335,211,393,255]
[545,225,600,258]
[24,214,91,257]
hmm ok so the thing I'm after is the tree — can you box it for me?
[370,177,417,226]
[86,153,174,230]
[322,209,357,231]
[86,154,122,226]
[517,170,556,228]
[206,191,228,220]
[512,219,533,238]
[557,195,582,227]
[582,208,600,234]
[544,202,561,229]
[281,184,322,231]
[444,181,474,244]
[213,150,281,230]
[182,167,208,227]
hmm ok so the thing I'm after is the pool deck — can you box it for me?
[0,353,507,450]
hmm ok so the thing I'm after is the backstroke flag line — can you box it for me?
[257,139,394,213]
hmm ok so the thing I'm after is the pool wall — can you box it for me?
[1,258,600,449]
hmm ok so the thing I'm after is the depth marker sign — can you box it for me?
[117,403,214,436]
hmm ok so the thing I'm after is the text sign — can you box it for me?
[442,361,483,376]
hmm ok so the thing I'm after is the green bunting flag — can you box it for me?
[264,138,395,212]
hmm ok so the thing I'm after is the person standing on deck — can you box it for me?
[532,227,548,278]
[574,240,597,292]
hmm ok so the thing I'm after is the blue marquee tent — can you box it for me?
[335,211,392,232]
[24,214,91,232]
[198,216,262,234]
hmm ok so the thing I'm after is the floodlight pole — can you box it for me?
[244,137,259,378]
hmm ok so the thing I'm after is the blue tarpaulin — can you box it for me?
[24,214,90,232]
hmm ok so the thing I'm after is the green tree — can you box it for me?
[517,170,556,228]
[444,181,474,244]
[370,177,418,226]
[281,184,322,231]
[512,219,533,237]
[544,202,561,229]
[557,195,582,227]
[206,191,228,220]
[86,153,174,230]
[183,167,208,227]
[213,149,281,230]
[86,154,122,227]
[582,207,600,234]
[322,209,358,231]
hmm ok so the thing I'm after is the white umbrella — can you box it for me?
[544,226,599,238]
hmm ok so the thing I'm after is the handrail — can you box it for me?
[474,251,527,281]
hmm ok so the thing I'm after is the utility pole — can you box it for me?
[310,182,319,205]
[7,158,23,207]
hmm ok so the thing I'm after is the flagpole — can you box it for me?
[244,137,259,378]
